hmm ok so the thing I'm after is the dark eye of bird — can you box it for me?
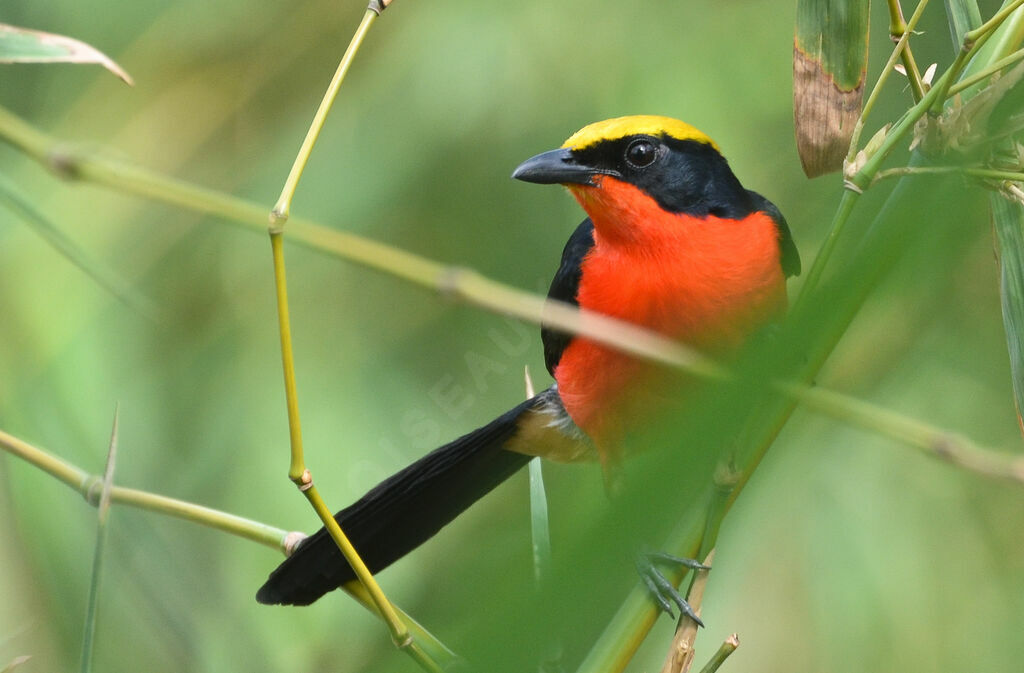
[624,138,658,169]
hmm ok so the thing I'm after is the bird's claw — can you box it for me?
[636,551,708,627]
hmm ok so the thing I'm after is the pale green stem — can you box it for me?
[270,9,378,226]
[272,220,412,648]
[873,165,1024,183]
[0,426,455,662]
[948,46,1024,95]
[0,427,289,549]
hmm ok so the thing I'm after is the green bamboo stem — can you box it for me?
[0,427,289,549]
[0,426,456,661]
[270,233,308,486]
[271,195,410,651]
[270,8,378,227]
[263,1,420,651]
[887,0,927,101]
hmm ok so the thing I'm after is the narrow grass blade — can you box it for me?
[79,407,120,673]
[0,176,159,321]
[794,0,871,176]
[0,23,132,84]
[528,458,552,582]
[992,192,1024,436]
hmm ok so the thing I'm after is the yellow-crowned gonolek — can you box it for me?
[256,115,800,616]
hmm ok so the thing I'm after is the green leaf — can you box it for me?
[0,23,132,85]
[991,192,1024,436]
[794,0,871,177]
[943,0,983,49]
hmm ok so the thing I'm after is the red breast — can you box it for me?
[554,176,788,455]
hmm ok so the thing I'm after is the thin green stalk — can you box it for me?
[888,0,927,101]
[696,635,739,673]
[264,5,411,638]
[79,407,118,673]
[949,46,1024,95]
[785,384,1024,482]
[874,165,1024,182]
[0,427,288,549]
[847,0,931,164]
[270,233,307,485]
[299,481,412,647]
[270,8,378,227]
[0,426,456,661]
[270,228,412,647]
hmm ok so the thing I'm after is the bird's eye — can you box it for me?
[625,138,658,169]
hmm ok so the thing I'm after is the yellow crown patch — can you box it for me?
[561,115,719,152]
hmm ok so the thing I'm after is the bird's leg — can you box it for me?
[636,550,709,626]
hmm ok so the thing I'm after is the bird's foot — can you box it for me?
[636,551,709,627]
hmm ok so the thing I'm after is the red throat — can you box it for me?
[556,177,788,455]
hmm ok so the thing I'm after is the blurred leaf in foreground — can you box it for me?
[992,190,1024,435]
[0,23,132,85]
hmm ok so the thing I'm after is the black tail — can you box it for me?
[256,395,541,605]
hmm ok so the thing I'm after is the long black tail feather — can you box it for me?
[256,394,542,606]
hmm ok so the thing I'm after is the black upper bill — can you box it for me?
[512,147,615,186]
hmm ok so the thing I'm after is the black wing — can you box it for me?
[542,219,595,376]
[746,190,800,278]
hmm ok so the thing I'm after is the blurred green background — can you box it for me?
[1,1,1022,671]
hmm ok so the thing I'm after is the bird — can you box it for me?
[256,115,800,608]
